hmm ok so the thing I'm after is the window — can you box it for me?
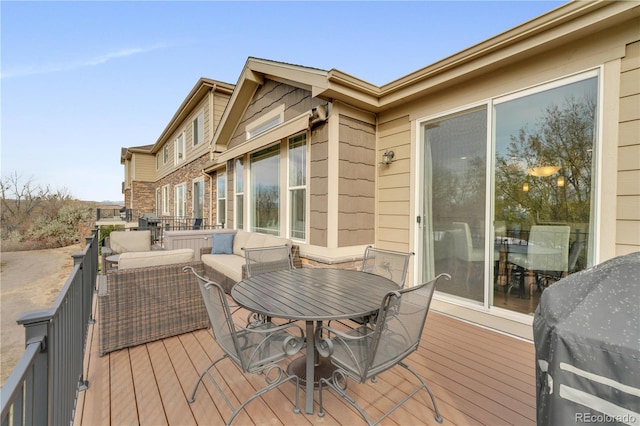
[288,133,307,241]
[193,179,204,219]
[175,184,186,217]
[235,158,244,230]
[250,145,280,235]
[246,106,284,139]
[162,185,170,215]
[163,145,170,164]
[156,154,160,170]
[420,71,598,315]
[156,188,161,216]
[217,172,226,227]
[193,112,204,146]
[175,133,185,163]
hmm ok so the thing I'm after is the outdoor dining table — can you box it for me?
[230,267,399,414]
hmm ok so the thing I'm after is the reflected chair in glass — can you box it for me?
[315,273,450,425]
[184,266,304,426]
[452,222,484,289]
[507,225,570,297]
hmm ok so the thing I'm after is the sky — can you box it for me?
[1,0,566,202]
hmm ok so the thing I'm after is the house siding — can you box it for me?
[617,41,640,255]
[377,115,413,252]
[338,115,375,247]
[310,123,329,246]
[227,80,318,149]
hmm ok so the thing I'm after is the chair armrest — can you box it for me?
[200,247,212,256]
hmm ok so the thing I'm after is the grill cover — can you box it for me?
[533,252,640,425]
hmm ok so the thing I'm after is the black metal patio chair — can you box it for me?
[184,266,304,426]
[316,273,450,425]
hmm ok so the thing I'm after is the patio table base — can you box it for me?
[287,356,335,387]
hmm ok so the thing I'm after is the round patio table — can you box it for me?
[231,268,398,414]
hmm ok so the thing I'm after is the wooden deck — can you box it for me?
[75,296,536,426]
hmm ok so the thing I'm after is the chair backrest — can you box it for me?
[451,222,473,261]
[189,268,243,366]
[361,245,414,288]
[193,218,202,230]
[364,273,448,379]
[528,225,571,272]
[243,245,293,277]
[567,238,585,273]
[108,230,152,253]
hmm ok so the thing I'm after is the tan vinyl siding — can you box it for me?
[134,154,156,181]
[337,115,375,247]
[310,124,329,246]
[377,115,412,252]
[617,41,640,255]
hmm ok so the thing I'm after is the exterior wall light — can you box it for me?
[382,150,395,165]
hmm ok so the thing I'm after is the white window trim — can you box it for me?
[217,172,226,227]
[193,112,204,147]
[163,145,170,165]
[287,132,309,242]
[235,157,245,230]
[162,185,170,215]
[174,183,187,217]
[192,177,205,218]
[175,132,185,164]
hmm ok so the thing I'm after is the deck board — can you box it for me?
[75,297,536,426]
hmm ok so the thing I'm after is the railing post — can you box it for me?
[17,310,52,426]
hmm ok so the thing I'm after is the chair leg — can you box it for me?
[318,363,443,425]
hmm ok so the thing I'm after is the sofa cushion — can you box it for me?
[118,248,194,270]
[233,231,252,256]
[202,254,246,282]
[109,230,151,253]
[212,233,234,254]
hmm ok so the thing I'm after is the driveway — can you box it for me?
[0,244,81,384]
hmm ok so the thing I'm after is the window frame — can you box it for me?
[192,177,205,219]
[162,185,170,215]
[175,132,185,164]
[216,172,226,227]
[193,112,204,147]
[287,132,308,242]
[175,183,187,217]
[235,157,245,230]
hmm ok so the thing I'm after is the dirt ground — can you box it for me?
[0,244,82,385]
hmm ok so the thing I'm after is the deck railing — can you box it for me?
[0,229,98,426]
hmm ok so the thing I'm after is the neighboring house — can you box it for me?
[123,1,639,339]
[121,78,234,224]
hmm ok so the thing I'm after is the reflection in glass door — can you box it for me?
[493,75,597,314]
[422,107,487,304]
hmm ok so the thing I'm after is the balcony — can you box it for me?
[2,230,535,425]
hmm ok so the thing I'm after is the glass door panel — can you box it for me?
[493,75,597,313]
[422,107,487,303]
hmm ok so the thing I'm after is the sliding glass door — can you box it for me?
[420,71,598,315]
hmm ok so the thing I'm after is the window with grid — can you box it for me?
[288,133,307,241]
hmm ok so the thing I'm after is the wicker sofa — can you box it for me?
[200,230,302,293]
[98,258,208,356]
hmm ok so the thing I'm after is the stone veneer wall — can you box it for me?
[132,181,156,214]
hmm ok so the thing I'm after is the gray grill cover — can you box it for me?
[533,252,640,425]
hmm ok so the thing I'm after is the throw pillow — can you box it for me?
[212,233,234,254]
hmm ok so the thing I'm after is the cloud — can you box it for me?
[1,44,169,79]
